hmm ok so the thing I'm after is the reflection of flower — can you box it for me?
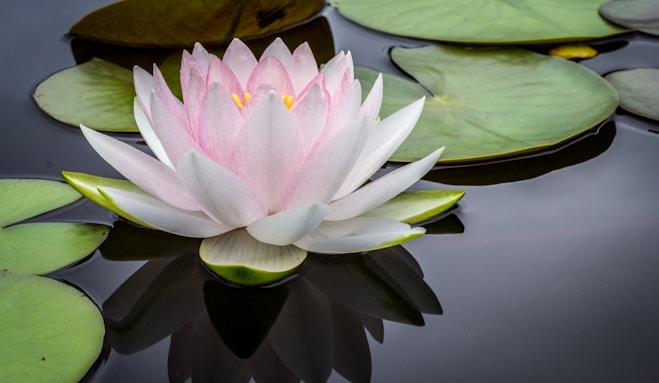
[100,224,442,383]
[65,38,443,283]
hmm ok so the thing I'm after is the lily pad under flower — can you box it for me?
[64,38,458,285]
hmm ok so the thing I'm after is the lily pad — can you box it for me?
[0,179,109,274]
[0,271,104,383]
[355,44,619,163]
[600,0,659,37]
[34,59,138,132]
[331,0,628,44]
[605,67,659,121]
[69,0,324,48]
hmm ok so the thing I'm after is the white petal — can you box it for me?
[178,150,267,228]
[99,186,232,238]
[360,73,383,123]
[294,217,425,254]
[80,125,198,210]
[247,202,330,246]
[333,97,425,199]
[133,65,154,116]
[326,148,443,221]
[134,98,172,168]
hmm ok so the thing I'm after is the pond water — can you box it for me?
[2,1,659,382]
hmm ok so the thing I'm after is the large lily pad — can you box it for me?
[605,67,659,121]
[331,0,628,44]
[355,45,619,163]
[0,271,104,383]
[69,0,324,48]
[34,59,137,132]
[0,179,109,274]
[600,0,659,37]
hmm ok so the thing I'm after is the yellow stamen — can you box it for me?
[281,95,294,110]
[231,92,251,109]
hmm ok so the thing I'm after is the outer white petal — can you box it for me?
[333,97,426,199]
[326,148,443,221]
[134,98,172,168]
[178,150,268,228]
[80,125,199,210]
[360,73,383,123]
[133,65,154,116]
[294,217,425,254]
[247,202,330,246]
[98,186,232,238]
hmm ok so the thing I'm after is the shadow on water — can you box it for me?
[98,222,443,383]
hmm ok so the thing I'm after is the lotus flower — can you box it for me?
[63,38,450,285]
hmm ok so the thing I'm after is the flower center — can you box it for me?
[231,92,295,110]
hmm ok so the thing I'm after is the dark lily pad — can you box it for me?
[355,44,619,163]
[0,179,109,274]
[605,67,659,121]
[69,0,242,48]
[34,59,138,132]
[69,0,324,48]
[0,271,104,382]
[600,0,659,37]
[331,0,628,44]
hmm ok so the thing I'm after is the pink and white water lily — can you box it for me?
[64,38,446,285]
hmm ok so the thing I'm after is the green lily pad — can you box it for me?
[364,190,465,224]
[69,0,324,48]
[605,67,659,121]
[34,59,138,132]
[0,271,104,383]
[0,179,109,274]
[331,0,628,44]
[355,44,619,163]
[600,0,659,37]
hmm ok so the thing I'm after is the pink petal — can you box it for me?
[150,91,203,170]
[286,42,319,95]
[276,116,369,211]
[322,52,354,95]
[196,83,243,167]
[321,80,362,141]
[223,38,258,90]
[260,37,292,63]
[178,150,268,228]
[180,61,206,140]
[290,83,329,153]
[80,125,199,210]
[191,42,213,73]
[152,66,187,131]
[232,90,302,212]
[206,57,243,95]
[246,56,295,97]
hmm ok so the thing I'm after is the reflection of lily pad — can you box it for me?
[355,45,619,163]
[0,271,104,383]
[600,0,659,37]
[34,59,137,132]
[69,0,324,48]
[331,0,628,43]
[605,68,659,121]
[0,179,109,274]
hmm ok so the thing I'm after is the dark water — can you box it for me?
[2,1,659,382]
